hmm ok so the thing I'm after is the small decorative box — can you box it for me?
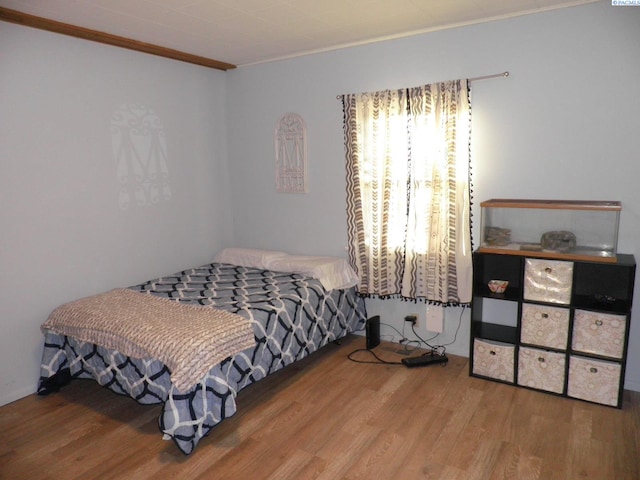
[520,303,570,349]
[518,347,566,394]
[567,356,621,407]
[523,258,573,304]
[473,339,514,383]
[571,310,626,359]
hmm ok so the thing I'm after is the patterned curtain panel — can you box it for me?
[342,80,472,306]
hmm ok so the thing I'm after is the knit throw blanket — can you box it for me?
[41,288,256,392]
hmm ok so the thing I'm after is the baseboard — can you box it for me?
[624,379,640,393]
[0,385,36,407]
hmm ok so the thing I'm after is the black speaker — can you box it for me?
[366,315,380,350]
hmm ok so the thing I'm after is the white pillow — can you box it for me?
[265,255,359,291]
[213,248,288,270]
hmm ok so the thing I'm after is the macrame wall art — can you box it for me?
[111,103,171,209]
[275,112,308,193]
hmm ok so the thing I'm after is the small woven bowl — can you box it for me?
[488,280,509,294]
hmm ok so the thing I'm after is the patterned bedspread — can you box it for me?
[38,262,367,454]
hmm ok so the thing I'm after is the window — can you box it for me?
[341,80,472,305]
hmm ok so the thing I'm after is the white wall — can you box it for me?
[2,2,639,407]
[0,23,233,405]
[226,2,640,389]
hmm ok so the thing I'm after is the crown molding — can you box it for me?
[0,7,236,71]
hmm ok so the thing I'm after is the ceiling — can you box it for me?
[1,0,597,68]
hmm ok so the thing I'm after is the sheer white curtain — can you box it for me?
[342,79,472,305]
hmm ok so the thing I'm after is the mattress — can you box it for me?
[38,262,367,454]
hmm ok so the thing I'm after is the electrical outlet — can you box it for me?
[404,314,417,325]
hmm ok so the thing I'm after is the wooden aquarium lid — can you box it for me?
[480,199,621,211]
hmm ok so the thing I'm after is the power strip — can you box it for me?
[401,353,448,368]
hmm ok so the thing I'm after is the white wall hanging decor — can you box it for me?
[111,103,172,209]
[275,112,308,193]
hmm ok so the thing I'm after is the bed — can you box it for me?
[37,248,367,455]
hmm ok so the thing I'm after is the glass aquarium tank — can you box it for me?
[479,199,621,263]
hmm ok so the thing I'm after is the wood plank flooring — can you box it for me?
[1,335,639,479]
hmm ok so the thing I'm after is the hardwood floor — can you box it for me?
[1,335,639,479]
